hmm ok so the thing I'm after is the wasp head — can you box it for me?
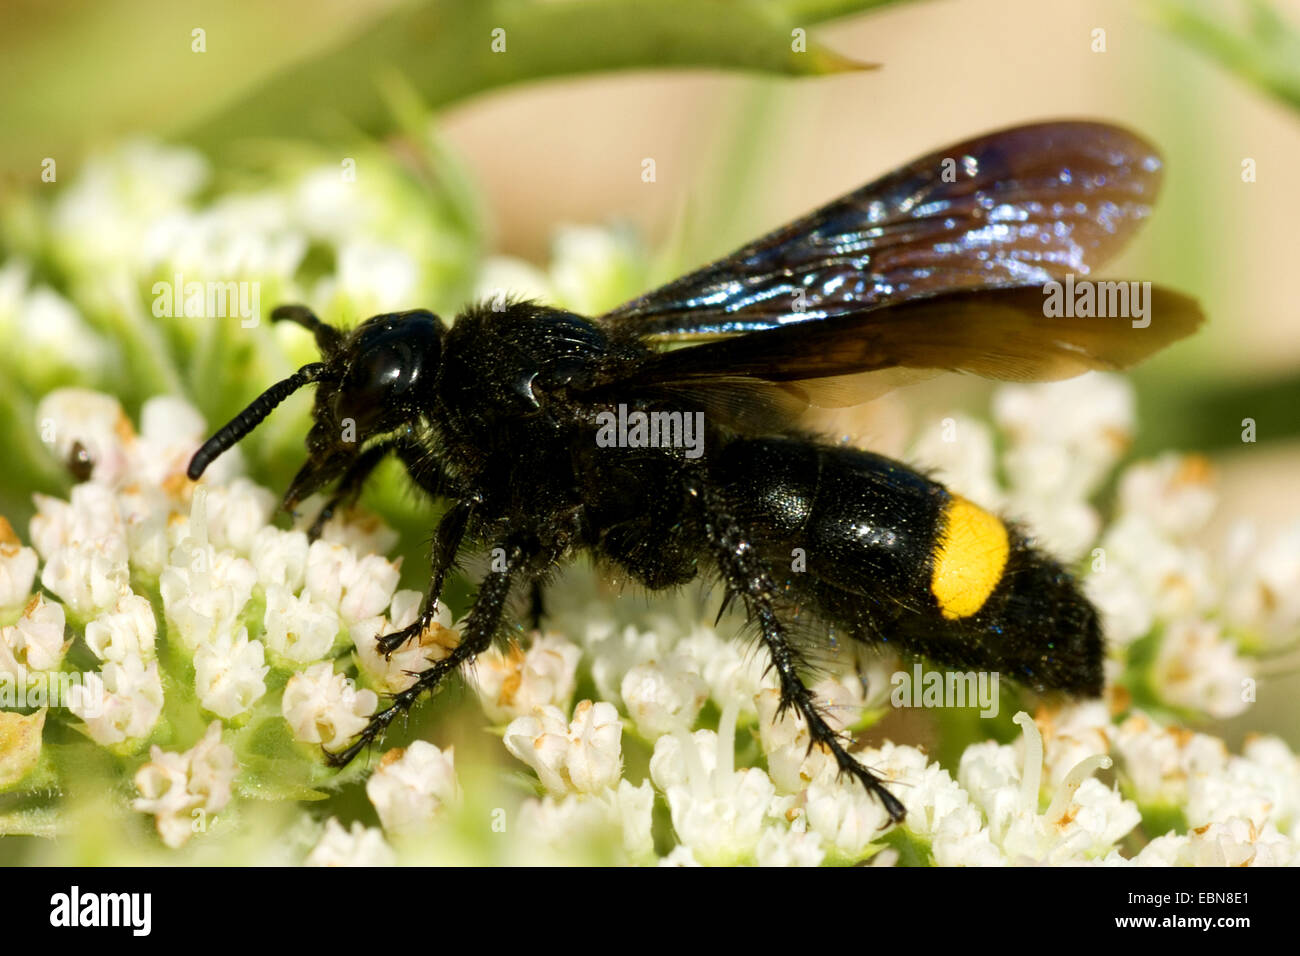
[187,305,446,513]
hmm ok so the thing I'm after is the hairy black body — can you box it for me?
[188,122,1203,822]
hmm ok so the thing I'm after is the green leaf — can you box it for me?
[0,0,904,174]
[186,0,892,153]
[1157,0,1300,114]
[1135,800,1188,839]
[188,0,889,153]
[228,710,361,802]
[882,827,936,866]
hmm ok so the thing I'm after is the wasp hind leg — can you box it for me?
[696,487,906,824]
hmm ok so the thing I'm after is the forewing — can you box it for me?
[601,122,1165,340]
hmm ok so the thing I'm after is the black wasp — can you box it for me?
[188,122,1201,822]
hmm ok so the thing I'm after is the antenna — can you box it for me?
[271,304,344,357]
[187,363,328,480]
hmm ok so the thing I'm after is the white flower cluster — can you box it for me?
[0,260,110,391]
[475,225,646,318]
[6,367,1296,866]
[4,134,1294,865]
[305,818,396,867]
[7,389,440,832]
[1086,453,1268,717]
[132,721,237,848]
[304,740,460,864]
[40,138,454,326]
[913,373,1287,719]
[471,619,1131,865]
[911,374,1135,561]
[471,375,1297,866]
[0,517,40,615]
[1023,703,1299,866]
[0,594,68,688]
[1112,713,1298,864]
[494,627,1299,867]
[282,663,378,751]
[471,634,656,865]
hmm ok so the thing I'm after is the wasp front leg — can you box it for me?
[377,499,474,657]
[692,482,907,824]
[304,441,393,541]
[325,535,525,767]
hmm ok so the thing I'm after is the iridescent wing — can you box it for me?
[600,121,1166,341]
[581,121,1200,430]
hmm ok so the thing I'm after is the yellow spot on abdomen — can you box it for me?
[932,496,1009,620]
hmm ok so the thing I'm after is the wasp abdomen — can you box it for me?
[714,437,1102,695]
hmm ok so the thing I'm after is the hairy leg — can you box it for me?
[325,536,526,767]
[378,499,473,657]
[691,480,906,824]
[305,441,393,541]
[528,581,546,631]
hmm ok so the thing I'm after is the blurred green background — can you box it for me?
[1,0,1298,753]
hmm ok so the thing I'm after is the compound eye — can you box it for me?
[354,344,407,396]
[328,310,443,435]
[334,343,413,430]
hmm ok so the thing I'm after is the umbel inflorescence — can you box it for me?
[0,138,1295,865]
[1,370,1296,866]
